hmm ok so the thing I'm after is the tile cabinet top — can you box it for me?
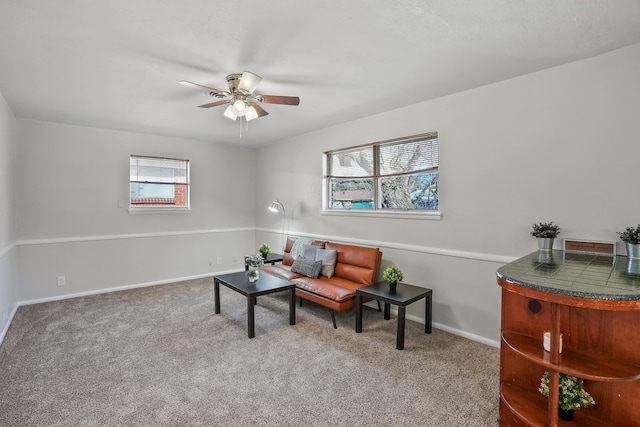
[497,250,640,301]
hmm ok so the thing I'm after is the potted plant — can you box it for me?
[245,254,264,282]
[539,372,595,421]
[247,268,259,282]
[258,243,271,259]
[382,266,404,291]
[531,222,560,252]
[617,224,640,259]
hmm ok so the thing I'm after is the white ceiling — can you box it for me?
[1,1,640,147]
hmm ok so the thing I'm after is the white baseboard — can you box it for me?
[0,303,19,347]
[405,310,500,348]
[428,320,500,348]
[17,269,242,307]
[362,301,500,348]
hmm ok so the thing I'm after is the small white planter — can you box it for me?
[247,266,259,282]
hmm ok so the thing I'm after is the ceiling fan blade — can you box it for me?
[250,102,269,117]
[179,80,227,95]
[238,71,262,94]
[197,100,229,108]
[260,95,300,105]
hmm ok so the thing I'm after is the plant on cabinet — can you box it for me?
[539,372,595,421]
[531,222,560,251]
[617,224,640,259]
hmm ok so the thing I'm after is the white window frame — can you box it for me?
[321,132,440,220]
[129,155,191,213]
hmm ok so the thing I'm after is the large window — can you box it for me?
[325,132,438,212]
[129,155,190,211]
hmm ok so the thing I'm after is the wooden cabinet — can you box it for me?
[497,251,640,426]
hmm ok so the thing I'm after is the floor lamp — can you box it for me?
[268,200,286,253]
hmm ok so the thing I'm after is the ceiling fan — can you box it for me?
[179,71,300,122]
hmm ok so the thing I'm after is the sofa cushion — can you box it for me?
[260,264,302,281]
[325,242,380,269]
[301,244,319,260]
[291,256,323,279]
[315,248,338,278]
[292,276,362,302]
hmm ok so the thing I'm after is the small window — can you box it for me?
[325,132,438,212]
[129,155,190,211]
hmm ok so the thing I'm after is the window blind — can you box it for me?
[326,132,438,179]
[130,156,189,184]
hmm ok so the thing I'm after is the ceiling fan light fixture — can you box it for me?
[238,71,262,94]
[245,105,259,121]
[233,99,246,112]
[223,105,238,120]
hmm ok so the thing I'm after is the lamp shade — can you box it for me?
[233,99,246,112]
[223,105,238,120]
[245,105,259,121]
[238,71,262,94]
[268,200,281,212]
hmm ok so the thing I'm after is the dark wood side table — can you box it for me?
[355,281,432,350]
[244,253,283,271]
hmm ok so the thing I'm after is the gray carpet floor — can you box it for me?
[0,277,499,426]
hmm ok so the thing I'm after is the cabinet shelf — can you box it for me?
[501,382,612,427]
[502,330,640,382]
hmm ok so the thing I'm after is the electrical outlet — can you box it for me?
[57,276,66,286]
[217,256,223,265]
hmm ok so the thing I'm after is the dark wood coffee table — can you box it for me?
[213,271,296,338]
[355,281,432,350]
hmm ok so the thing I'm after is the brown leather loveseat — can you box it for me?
[260,236,383,328]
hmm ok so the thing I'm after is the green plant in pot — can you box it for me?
[258,243,271,259]
[539,372,595,421]
[247,268,258,281]
[617,224,640,259]
[531,222,560,252]
[246,254,264,282]
[382,266,403,291]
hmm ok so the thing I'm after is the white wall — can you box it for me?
[0,91,17,340]
[15,120,258,302]
[257,43,640,344]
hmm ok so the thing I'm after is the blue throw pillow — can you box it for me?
[301,244,319,260]
[291,256,323,279]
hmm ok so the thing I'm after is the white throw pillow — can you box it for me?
[316,248,338,278]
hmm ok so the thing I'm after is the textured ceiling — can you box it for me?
[1,0,640,146]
